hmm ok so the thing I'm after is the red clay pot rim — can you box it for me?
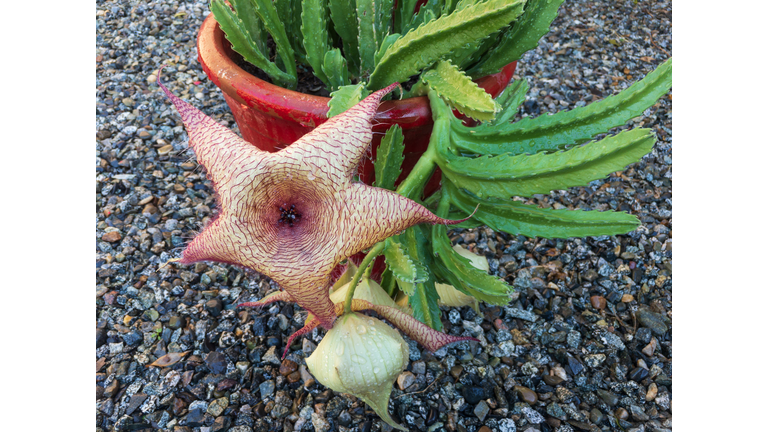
[197,14,516,127]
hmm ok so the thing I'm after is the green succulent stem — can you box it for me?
[343,241,385,314]
[435,185,452,219]
[395,144,437,200]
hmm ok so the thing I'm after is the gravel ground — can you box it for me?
[96,1,672,431]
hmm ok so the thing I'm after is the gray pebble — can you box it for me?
[498,418,516,432]
[596,329,626,350]
[505,307,538,322]
[259,380,275,398]
[449,309,461,325]
[261,346,281,365]
[474,401,490,422]
[636,308,669,335]
[522,407,545,424]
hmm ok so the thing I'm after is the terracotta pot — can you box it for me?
[196,14,517,196]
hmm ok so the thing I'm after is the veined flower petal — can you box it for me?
[159,72,467,331]
[349,300,478,352]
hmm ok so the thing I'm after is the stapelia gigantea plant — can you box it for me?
[157,0,672,428]
[158,54,671,427]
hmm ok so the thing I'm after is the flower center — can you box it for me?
[278,204,302,227]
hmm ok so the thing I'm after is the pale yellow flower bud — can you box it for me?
[329,278,400,310]
[305,313,409,431]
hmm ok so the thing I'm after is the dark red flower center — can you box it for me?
[278,204,302,227]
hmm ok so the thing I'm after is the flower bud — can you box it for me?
[436,245,489,313]
[306,313,409,431]
[329,278,400,310]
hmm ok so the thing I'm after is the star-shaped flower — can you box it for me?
[158,72,466,329]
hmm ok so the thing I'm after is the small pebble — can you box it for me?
[426,407,438,426]
[521,407,545,424]
[515,386,538,405]
[101,231,121,243]
[636,308,669,335]
[397,371,415,391]
[279,359,297,376]
[462,386,485,404]
[590,408,604,424]
[590,295,606,310]
[646,382,658,401]
[628,366,649,382]
[642,338,657,356]
[205,351,227,375]
[543,374,564,386]
[450,365,463,380]
[261,346,281,365]
[596,389,619,406]
[474,401,490,422]
[615,407,629,421]
[259,380,275,398]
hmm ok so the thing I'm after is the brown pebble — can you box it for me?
[255,402,268,417]
[514,386,538,405]
[510,329,529,345]
[615,407,629,420]
[181,370,194,387]
[450,365,463,380]
[263,400,275,415]
[158,144,174,155]
[143,203,158,215]
[279,359,298,376]
[299,365,315,389]
[102,231,122,243]
[103,379,119,398]
[478,427,491,432]
[287,371,302,384]
[103,291,118,305]
[546,417,561,428]
[493,318,508,331]
[172,397,187,416]
[646,382,658,401]
[590,295,607,310]
[216,378,237,391]
[642,338,657,356]
[397,371,415,391]
[543,375,564,386]
[621,294,635,303]
[173,184,186,193]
